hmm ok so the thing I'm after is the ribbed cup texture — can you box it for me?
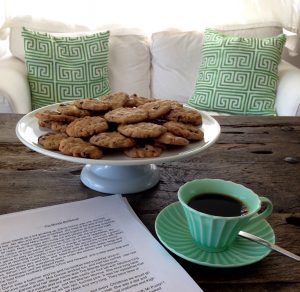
[183,208,249,252]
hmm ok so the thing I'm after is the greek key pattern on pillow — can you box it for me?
[188,29,286,115]
[22,28,111,110]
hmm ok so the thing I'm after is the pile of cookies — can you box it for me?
[35,92,204,159]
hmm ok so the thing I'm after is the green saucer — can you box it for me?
[155,202,275,268]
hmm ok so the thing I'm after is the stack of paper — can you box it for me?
[0,195,202,292]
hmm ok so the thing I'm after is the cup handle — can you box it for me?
[248,196,273,224]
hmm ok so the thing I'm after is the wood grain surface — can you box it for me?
[0,114,299,291]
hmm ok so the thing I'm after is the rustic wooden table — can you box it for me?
[0,114,299,291]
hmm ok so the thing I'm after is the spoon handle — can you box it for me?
[238,231,300,261]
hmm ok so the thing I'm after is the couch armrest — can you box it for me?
[276,61,300,116]
[0,56,31,114]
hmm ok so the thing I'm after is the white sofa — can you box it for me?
[0,19,300,116]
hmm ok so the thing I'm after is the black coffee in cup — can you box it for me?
[188,193,248,217]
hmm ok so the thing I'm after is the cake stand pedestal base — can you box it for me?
[80,164,160,194]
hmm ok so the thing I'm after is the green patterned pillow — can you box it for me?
[188,29,286,115]
[22,27,111,110]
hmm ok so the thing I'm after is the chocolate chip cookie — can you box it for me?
[124,144,163,158]
[66,116,108,137]
[90,131,136,148]
[118,122,167,138]
[163,121,204,140]
[59,137,103,159]
[38,132,68,150]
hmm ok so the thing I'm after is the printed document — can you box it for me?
[0,195,202,292]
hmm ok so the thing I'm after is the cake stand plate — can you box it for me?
[16,103,220,194]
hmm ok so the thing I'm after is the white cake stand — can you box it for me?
[16,104,221,194]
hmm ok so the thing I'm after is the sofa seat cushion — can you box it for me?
[188,29,286,115]
[22,28,111,109]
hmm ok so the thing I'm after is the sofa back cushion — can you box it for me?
[10,25,151,98]
[9,20,284,104]
[151,30,203,103]
[108,34,150,98]
[150,23,283,103]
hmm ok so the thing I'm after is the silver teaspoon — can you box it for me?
[238,231,300,261]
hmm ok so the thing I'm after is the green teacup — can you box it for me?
[178,179,273,252]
